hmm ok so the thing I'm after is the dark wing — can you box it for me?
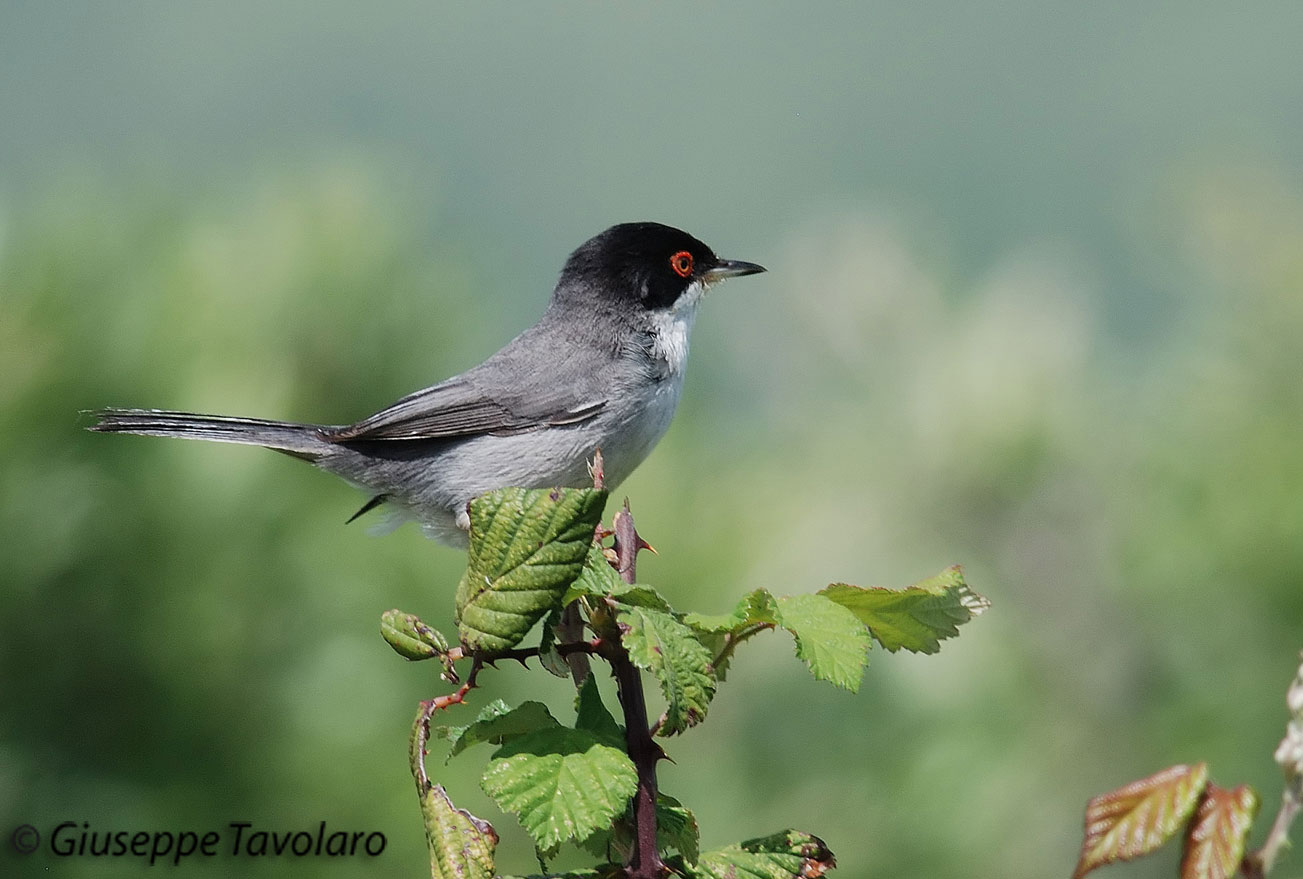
[323,379,604,442]
[321,328,610,445]
[323,319,614,443]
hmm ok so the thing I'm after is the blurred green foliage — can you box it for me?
[1,159,1302,879]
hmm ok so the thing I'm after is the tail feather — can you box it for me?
[88,408,332,461]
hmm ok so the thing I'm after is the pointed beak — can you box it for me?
[704,259,766,284]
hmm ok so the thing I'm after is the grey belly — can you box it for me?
[315,407,670,545]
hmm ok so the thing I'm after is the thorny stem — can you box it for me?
[608,500,665,879]
[412,658,485,794]
[432,657,484,711]
[1243,785,1301,879]
[557,602,593,683]
[553,450,609,686]
[411,456,664,876]
[443,641,600,667]
[645,624,774,737]
[1242,652,1303,878]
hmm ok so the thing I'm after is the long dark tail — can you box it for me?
[88,408,333,461]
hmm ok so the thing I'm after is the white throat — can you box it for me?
[648,279,706,376]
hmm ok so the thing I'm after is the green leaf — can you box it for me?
[580,794,700,866]
[380,609,450,661]
[681,613,740,635]
[820,565,989,653]
[1073,763,1209,879]
[536,607,572,679]
[775,594,871,692]
[687,590,873,688]
[561,542,622,604]
[456,487,607,653]
[481,726,637,851]
[656,795,700,865]
[447,701,561,759]
[1181,784,1259,879]
[561,543,673,613]
[609,584,673,611]
[687,830,835,879]
[419,784,498,879]
[500,867,624,879]
[685,590,779,682]
[684,589,779,633]
[431,699,508,749]
[574,676,624,748]
[617,605,717,735]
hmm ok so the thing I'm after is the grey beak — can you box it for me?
[705,259,767,283]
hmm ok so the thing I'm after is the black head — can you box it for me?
[554,222,765,312]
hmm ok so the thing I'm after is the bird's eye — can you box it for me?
[669,251,694,278]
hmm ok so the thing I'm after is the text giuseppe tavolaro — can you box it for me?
[41,820,386,865]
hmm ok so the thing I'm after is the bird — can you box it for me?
[90,222,766,546]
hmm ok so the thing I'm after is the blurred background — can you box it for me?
[3,3,1302,877]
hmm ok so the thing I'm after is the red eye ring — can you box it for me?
[670,250,694,278]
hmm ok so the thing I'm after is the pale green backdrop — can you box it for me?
[3,4,1302,877]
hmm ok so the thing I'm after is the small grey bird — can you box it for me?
[91,222,765,546]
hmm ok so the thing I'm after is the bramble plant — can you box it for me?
[381,455,989,879]
[1071,654,1303,879]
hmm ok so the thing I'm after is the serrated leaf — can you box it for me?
[820,565,989,653]
[609,584,673,611]
[684,589,779,633]
[448,701,561,759]
[500,867,624,879]
[481,726,637,851]
[682,612,742,634]
[1074,763,1209,879]
[657,794,700,865]
[581,794,700,866]
[431,699,510,749]
[1181,783,1259,879]
[537,607,572,678]
[420,783,498,879]
[456,487,607,653]
[561,542,623,604]
[617,605,717,735]
[775,594,870,692]
[574,676,625,748]
[689,830,836,879]
[562,543,673,613]
[684,590,780,682]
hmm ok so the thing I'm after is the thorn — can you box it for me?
[588,448,605,491]
[636,536,657,555]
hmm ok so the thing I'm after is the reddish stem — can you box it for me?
[610,502,664,879]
